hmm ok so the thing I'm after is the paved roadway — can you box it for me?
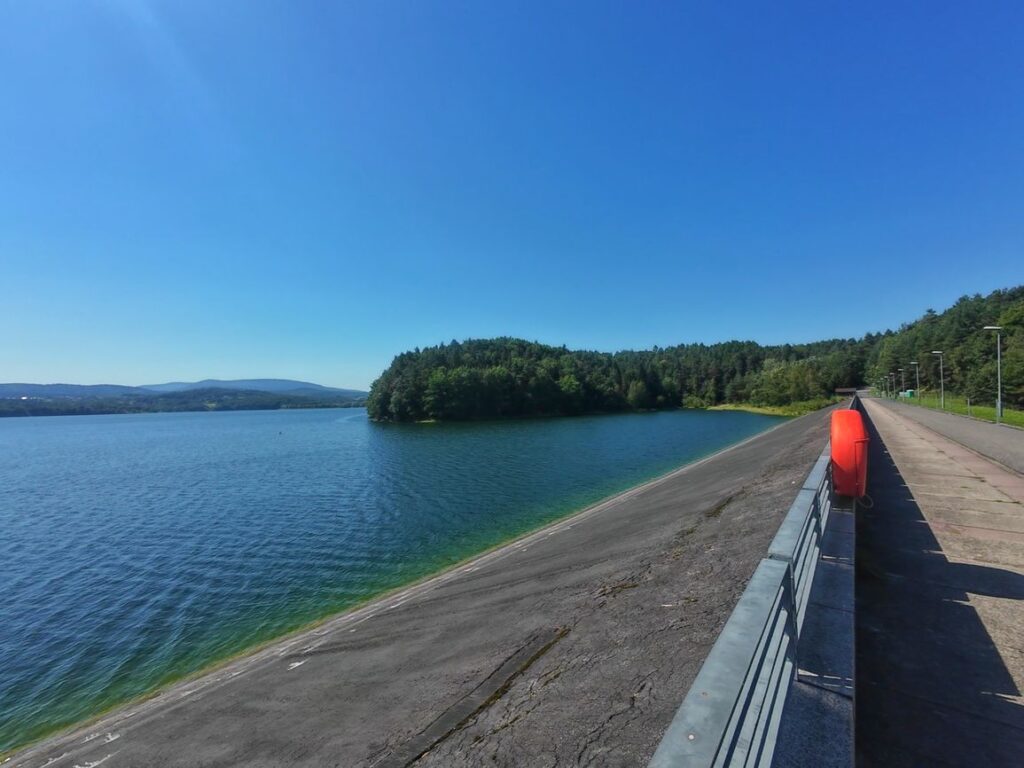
[7,409,834,768]
[858,398,1024,766]
[869,397,1023,474]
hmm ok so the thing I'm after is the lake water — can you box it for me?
[0,407,784,753]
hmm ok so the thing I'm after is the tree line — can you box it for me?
[367,285,1023,422]
[367,337,864,422]
[866,286,1024,406]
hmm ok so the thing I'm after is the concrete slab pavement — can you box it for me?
[857,398,1024,767]
[870,398,1024,476]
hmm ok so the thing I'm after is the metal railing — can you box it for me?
[648,440,834,767]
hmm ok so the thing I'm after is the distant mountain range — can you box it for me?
[0,379,367,401]
[140,379,367,400]
[0,379,368,417]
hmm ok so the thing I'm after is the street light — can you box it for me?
[910,361,920,400]
[932,351,944,409]
[889,372,896,399]
[898,367,905,395]
[984,326,1003,424]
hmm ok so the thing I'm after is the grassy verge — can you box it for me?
[707,397,842,417]
[887,391,1024,429]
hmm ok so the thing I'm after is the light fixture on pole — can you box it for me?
[932,351,944,409]
[910,361,920,399]
[898,367,905,395]
[983,326,1003,424]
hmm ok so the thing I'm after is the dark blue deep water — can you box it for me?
[0,407,784,752]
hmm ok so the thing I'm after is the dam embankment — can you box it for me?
[8,407,834,768]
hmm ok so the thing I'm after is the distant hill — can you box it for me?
[0,379,367,401]
[140,379,368,400]
[0,378,368,417]
[0,383,144,399]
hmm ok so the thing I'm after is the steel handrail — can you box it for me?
[648,424,837,767]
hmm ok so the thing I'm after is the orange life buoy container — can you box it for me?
[831,410,869,498]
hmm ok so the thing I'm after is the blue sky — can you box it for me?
[2,2,1023,390]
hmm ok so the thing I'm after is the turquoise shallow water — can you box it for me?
[0,407,784,753]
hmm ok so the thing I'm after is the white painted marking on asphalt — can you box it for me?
[72,754,115,768]
[276,641,299,657]
[81,734,99,744]
[287,661,306,670]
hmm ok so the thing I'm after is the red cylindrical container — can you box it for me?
[831,410,869,498]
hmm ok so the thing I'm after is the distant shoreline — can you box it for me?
[0,401,366,419]
[388,399,836,425]
[0,380,369,419]
[705,398,840,417]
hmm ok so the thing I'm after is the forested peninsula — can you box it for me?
[367,286,1024,422]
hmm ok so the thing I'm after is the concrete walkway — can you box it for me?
[857,398,1024,766]
[870,397,1024,475]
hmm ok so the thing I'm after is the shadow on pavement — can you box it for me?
[855,407,1024,767]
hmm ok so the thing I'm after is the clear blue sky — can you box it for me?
[3,2,1023,390]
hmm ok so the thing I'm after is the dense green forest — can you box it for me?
[367,286,1024,422]
[0,388,366,418]
[866,286,1024,406]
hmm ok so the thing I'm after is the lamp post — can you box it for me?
[910,361,920,400]
[898,367,905,396]
[932,351,944,409]
[889,372,896,399]
[984,326,1003,424]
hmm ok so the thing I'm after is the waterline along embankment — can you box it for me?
[6,406,834,767]
[0,408,784,755]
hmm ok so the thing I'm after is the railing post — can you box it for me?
[782,563,798,671]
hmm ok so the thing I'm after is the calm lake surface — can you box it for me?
[0,407,785,752]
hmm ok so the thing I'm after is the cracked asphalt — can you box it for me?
[8,408,833,768]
